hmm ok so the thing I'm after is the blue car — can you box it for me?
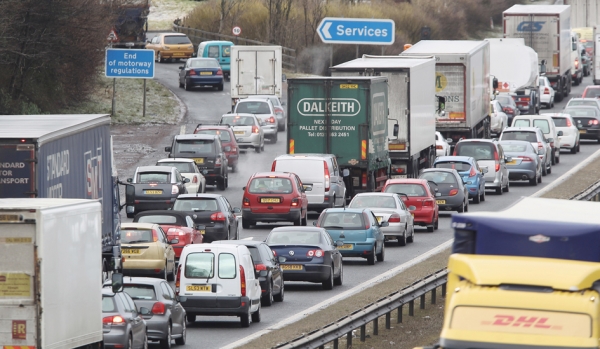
[316,208,387,265]
[178,57,224,91]
[433,156,487,204]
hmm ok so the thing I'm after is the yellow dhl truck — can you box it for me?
[420,197,600,349]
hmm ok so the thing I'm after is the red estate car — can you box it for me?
[381,178,439,232]
[242,172,309,229]
[133,210,204,261]
[194,124,240,172]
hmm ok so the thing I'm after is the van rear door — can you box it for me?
[275,159,325,204]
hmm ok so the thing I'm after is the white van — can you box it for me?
[511,114,562,165]
[271,154,348,212]
[176,243,262,327]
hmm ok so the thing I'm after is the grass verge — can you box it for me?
[243,247,451,349]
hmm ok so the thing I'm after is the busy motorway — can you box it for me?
[116,53,600,348]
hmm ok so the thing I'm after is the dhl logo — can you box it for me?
[486,315,560,330]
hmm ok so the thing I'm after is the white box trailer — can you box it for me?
[401,40,491,147]
[565,0,600,28]
[485,38,539,93]
[595,26,600,85]
[0,199,103,349]
[230,45,283,108]
[503,5,572,102]
[330,55,438,178]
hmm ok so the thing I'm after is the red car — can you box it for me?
[133,210,204,260]
[381,178,439,232]
[242,172,309,229]
[582,86,600,99]
[194,124,240,172]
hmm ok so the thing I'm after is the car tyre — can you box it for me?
[272,132,278,143]
[473,190,481,204]
[322,266,334,290]
[240,312,250,328]
[175,321,186,345]
[577,142,581,152]
[503,180,509,192]
[293,214,301,226]
[301,211,307,226]
[255,145,261,153]
[231,164,237,173]
[457,201,465,213]
[184,78,191,91]
[274,281,284,302]
[398,229,407,246]
[465,202,469,212]
[186,314,195,323]
[262,282,274,306]
[551,149,556,165]
[179,79,184,88]
[242,219,251,230]
[251,303,261,323]
[547,163,552,174]
[542,161,548,176]
[407,225,415,243]
[481,188,486,202]
[529,174,538,186]
[143,334,148,349]
[217,84,224,91]
[160,324,172,349]
[376,242,385,262]
[334,262,343,286]
[167,263,175,281]
[570,146,577,154]
[367,247,376,265]
[495,186,502,195]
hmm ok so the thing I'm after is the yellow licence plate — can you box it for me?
[144,190,163,195]
[199,230,205,235]
[200,71,212,75]
[194,158,204,164]
[122,249,140,254]
[436,200,446,205]
[234,131,245,135]
[506,160,517,165]
[337,244,353,250]
[281,264,303,270]
[580,129,587,134]
[261,198,281,203]
[186,285,211,292]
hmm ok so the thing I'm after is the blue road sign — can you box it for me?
[317,18,395,45]
[105,49,155,78]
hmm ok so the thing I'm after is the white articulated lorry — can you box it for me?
[330,55,439,178]
[230,45,283,109]
[0,199,103,349]
[401,40,491,149]
[503,5,572,102]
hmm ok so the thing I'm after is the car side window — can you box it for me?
[176,170,183,183]
[186,216,194,228]
[323,232,334,247]
[157,227,167,243]
[121,293,138,315]
[370,212,378,225]
[219,196,231,212]
[397,197,407,210]
[160,282,173,300]
[294,175,303,191]
[261,244,275,261]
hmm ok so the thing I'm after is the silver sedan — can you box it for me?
[348,192,415,246]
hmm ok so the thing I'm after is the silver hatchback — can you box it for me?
[102,288,149,349]
[221,113,265,153]
[453,139,510,195]
[500,126,552,176]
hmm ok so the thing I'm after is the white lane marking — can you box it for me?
[241,237,253,240]
[180,125,186,135]
[221,239,454,349]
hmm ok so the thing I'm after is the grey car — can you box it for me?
[250,95,286,132]
[500,127,552,176]
[233,98,279,142]
[453,139,510,195]
[122,277,186,348]
[102,288,149,349]
[499,140,542,186]
[419,168,469,213]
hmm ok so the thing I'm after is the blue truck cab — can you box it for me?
[197,41,234,79]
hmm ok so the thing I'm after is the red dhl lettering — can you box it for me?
[491,315,553,329]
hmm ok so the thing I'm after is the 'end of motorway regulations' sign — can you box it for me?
[317,17,395,45]
[105,48,155,79]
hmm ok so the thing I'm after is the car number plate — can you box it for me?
[122,249,141,254]
[199,230,205,235]
[391,175,407,179]
[261,197,281,203]
[173,52,184,56]
[281,264,303,270]
[337,244,353,250]
[580,130,587,134]
[234,131,245,135]
[144,190,163,194]
[186,285,211,292]
[506,160,517,165]
[436,200,446,204]
[200,72,212,75]
[376,216,383,223]
[194,158,204,164]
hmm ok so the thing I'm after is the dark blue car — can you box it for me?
[434,156,486,204]
[178,57,224,91]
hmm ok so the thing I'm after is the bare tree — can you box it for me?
[218,0,242,34]
[264,0,293,45]
[302,0,327,46]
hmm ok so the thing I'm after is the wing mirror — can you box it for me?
[335,240,344,247]
[233,207,241,214]
[165,146,172,152]
[312,221,317,226]
[126,178,133,183]
[183,178,190,183]
[278,256,287,263]
[380,221,389,227]
[408,205,416,211]
[179,66,184,70]
[242,186,246,191]
[169,238,179,244]
[111,273,123,293]
[505,156,512,162]
[480,166,489,173]
[139,307,151,315]
[557,131,563,136]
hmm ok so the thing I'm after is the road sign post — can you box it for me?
[232,26,241,45]
[317,17,395,45]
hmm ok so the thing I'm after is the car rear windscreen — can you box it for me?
[248,178,293,194]
[551,117,569,127]
[196,129,232,142]
[174,139,215,154]
[513,119,530,127]
[320,212,365,230]
[532,119,550,134]
[501,131,538,142]
[137,215,178,225]
[157,162,196,173]
[434,161,472,172]
[568,100,597,107]
[267,230,323,244]
[236,101,271,114]
[185,252,214,278]
[454,142,496,161]
[173,198,218,211]
[189,59,219,68]
[500,143,529,152]
[349,196,397,209]
[384,183,426,196]
[274,159,324,183]
[420,171,458,185]
[164,35,192,45]
[496,96,513,106]
[218,253,236,279]
[102,296,116,312]
[584,89,600,98]
[123,284,157,300]
[121,229,155,243]
[221,115,255,126]
[137,172,170,183]
[565,108,600,117]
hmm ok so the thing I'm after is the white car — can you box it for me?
[543,113,580,154]
[233,98,279,142]
[156,158,206,193]
[565,98,600,110]
[435,131,450,157]
[490,100,509,135]
[539,76,555,108]
[347,192,415,246]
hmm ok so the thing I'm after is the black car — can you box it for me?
[165,134,229,190]
[212,240,284,306]
[178,57,224,91]
[125,166,189,218]
[564,106,600,143]
[495,94,520,125]
[172,193,240,243]
[266,227,343,290]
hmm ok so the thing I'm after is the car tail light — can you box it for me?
[388,213,401,223]
[215,157,222,167]
[243,197,250,207]
[103,315,125,325]
[252,125,259,134]
[503,107,514,114]
[521,97,530,102]
[175,265,181,295]
[151,302,166,315]
[566,118,572,127]
[575,58,579,69]
[210,212,226,221]
[216,69,223,75]
[268,116,276,123]
[324,161,330,192]
[240,265,246,297]
[255,264,267,271]
[494,150,500,172]
[544,87,550,95]
[594,120,600,125]
[291,198,299,206]
[171,185,179,194]
[423,199,434,207]
[469,167,477,177]
[362,172,367,188]
[193,176,198,183]
[151,229,159,242]
[271,250,277,256]
[549,141,554,148]
[449,189,459,196]
[168,228,186,236]
[189,69,196,76]
[436,145,443,150]
[307,249,324,258]
[224,146,231,152]
[519,156,533,162]
[362,211,371,229]
[271,160,277,171]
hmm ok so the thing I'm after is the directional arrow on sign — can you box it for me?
[317,17,395,45]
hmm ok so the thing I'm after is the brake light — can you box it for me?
[362,211,371,229]
[566,118,572,127]
[192,176,198,183]
[175,265,181,295]
[388,213,401,223]
[151,302,166,315]
[152,229,159,242]
[210,212,226,221]
[255,264,267,271]
[436,145,443,150]
[103,315,125,324]
[449,189,459,196]
[323,161,330,192]
[452,148,457,156]
[271,160,276,171]
[189,70,197,76]
[519,156,533,162]
[594,120,600,125]
[469,167,476,177]
[537,142,544,150]
[362,172,367,188]
[216,69,223,75]
[423,199,434,207]
[271,250,277,256]
[167,228,186,236]
[575,58,579,69]
[307,249,324,257]
[171,185,179,195]
[268,116,276,123]
[215,157,222,167]
[494,150,500,172]
[503,107,514,114]
[252,125,259,134]
[544,87,550,95]
[240,265,246,297]
[243,197,250,207]
[291,198,299,206]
